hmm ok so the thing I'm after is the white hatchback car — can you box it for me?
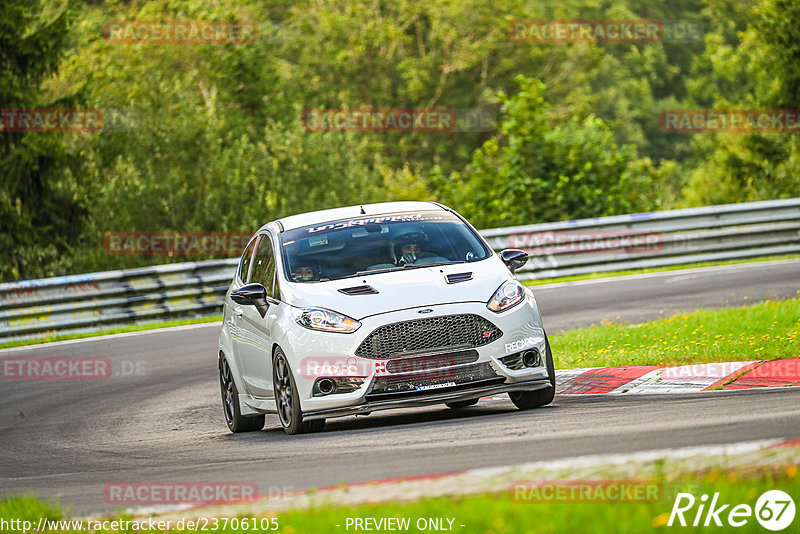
[218,202,555,434]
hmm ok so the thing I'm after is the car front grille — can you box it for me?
[366,361,504,401]
[385,349,479,374]
[355,314,503,359]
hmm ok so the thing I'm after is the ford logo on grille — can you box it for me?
[418,308,434,314]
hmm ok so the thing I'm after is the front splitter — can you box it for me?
[302,379,552,421]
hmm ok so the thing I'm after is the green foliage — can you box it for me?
[0,0,85,281]
[681,0,800,205]
[438,77,668,227]
[753,0,800,108]
[2,0,799,280]
[57,0,396,272]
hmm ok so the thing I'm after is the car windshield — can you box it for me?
[280,210,491,282]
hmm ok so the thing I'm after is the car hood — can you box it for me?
[282,257,512,320]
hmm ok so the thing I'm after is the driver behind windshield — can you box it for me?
[291,264,317,282]
[393,232,434,266]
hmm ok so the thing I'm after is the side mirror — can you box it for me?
[231,283,269,317]
[499,249,529,273]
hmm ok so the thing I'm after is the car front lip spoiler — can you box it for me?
[302,379,553,421]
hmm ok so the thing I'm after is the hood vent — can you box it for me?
[338,285,379,295]
[445,272,473,284]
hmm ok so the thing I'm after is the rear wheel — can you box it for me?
[509,334,556,410]
[273,348,325,435]
[446,398,480,409]
[220,356,265,433]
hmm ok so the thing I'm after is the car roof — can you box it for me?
[270,201,446,232]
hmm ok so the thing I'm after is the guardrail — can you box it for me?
[0,260,237,344]
[483,197,800,280]
[1,198,798,344]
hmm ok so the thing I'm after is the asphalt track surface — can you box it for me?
[1,260,798,514]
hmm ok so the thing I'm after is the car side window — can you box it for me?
[239,237,258,283]
[250,233,276,297]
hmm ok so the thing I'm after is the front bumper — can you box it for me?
[286,293,549,416]
[302,379,552,421]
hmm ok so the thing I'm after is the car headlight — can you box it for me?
[297,307,361,333]
[487,280,526,312]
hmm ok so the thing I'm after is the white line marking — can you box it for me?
[0,322,222,354]
[529,258,800,290]
[122,437,794,519]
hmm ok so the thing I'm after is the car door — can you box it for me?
[229,234,257,383]
[234,232,280,398]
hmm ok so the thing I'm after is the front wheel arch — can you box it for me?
[508,334,556,409]
[272,347,324,435]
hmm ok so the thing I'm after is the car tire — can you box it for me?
[273,348,325,435]
[220,356,265,433]
[508,334,556,410]
[445,398,480,409]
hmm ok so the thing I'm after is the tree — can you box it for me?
[681,0,800,205]
[437,76,669,228]
[0,0,84,281]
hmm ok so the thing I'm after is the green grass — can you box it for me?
[276,470,799,533]
[0,495,63,524]
[523,254,800,286]
[1,467,797,533]
[550,297,800,369]
[0,316,221,350]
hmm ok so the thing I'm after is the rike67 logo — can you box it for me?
[668,490,795,531]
